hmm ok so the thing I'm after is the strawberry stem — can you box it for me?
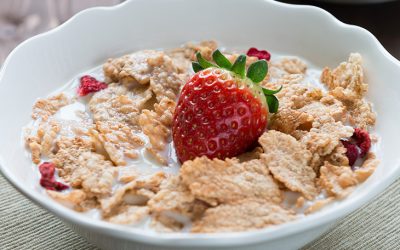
[262,86,282,113]
[192,62,203,73]
[212,50,232,69]
[262,85,282,95]
[192,49,282,113]
[231,55,246,78]
[196,52,216,69]
[266,95,279,113]
[247,60,268,83]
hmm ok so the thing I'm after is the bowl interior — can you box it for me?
[1,0,400,246]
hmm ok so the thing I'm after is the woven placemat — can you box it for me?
[0,174,399,250]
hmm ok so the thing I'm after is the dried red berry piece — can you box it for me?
[38,162,69,191]
[77,75,108,96]
[352,128,371,157]
[341,128,371,167]
[53,182,69,191]
[247,47,271,61]
[341,140,359,167]
[39,178,57,191]
[39,162,55,179]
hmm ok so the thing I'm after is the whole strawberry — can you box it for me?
[172,50,281,162]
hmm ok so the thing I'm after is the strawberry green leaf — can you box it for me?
[196,52,216,69]
[192,62,203,73]
[231,55,246,78]
[266,95,279,113]
[212,50,232,69]
[262,85,282,95]
[247,60,268,83]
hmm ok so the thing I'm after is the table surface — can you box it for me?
[1,1,400,250]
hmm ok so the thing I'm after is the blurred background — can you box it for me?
[0,0,122,63]
[0,0,399,63]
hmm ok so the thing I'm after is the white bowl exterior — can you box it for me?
[69,221,335,250]
[1,0,400,249]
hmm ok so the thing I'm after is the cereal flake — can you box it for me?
[191,199,296,233]
[181,157,282,206]
[32,93,70,121]
[259,131,317,199]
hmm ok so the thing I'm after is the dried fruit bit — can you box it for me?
[77,75,108,96]
[246,47,271,61]
[341,140,359,167]
[341,128,371,166]
[39,162,69,191]
[352,128,371,157]
[38,162,55,179]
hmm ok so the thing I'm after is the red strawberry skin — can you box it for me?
[77,75,108,96]
[172,68,268,163]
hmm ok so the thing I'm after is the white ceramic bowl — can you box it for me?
[1,0,400,249]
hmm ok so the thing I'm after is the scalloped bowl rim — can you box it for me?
[1,0,400,247]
